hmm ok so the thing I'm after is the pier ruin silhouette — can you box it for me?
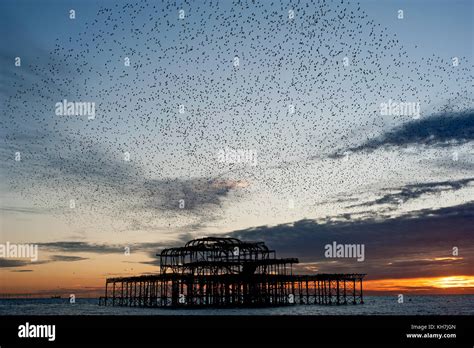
[99,237,365,308]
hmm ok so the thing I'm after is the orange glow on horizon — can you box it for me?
[365,275,474,294]
[425,276,474,288]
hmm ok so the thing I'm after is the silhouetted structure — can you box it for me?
[99,237,365,307]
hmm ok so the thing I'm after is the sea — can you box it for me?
[0,295,473,315]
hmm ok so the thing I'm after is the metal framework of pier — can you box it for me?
[99,237,365,308]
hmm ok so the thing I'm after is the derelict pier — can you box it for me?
[99,237,365,308]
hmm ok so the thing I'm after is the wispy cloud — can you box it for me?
[49,255,89,262]
[1,126,242,227]
[348,177,474,209]
[38,242,123,254]
[0,206,51,215]
[38,240,180,255]
[331,110,474,157]
[0,259,49,268]
[140,178,244,212]
[0,254,88,268]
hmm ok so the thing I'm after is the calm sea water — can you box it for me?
[0,296,473,315]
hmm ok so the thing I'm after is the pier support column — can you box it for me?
[104,282,108,306]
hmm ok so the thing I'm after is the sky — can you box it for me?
[0,0,473,296]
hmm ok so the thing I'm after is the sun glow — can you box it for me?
[365,275,474,294]
[425,276,474,289]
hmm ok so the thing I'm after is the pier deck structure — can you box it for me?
[99,237,365,308]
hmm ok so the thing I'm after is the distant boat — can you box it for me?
[50,295,61,299]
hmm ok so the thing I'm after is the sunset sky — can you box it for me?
[0,0,473,296]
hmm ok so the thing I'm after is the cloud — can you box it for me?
[331,110,474,157]
[138,259,161,267]
[38,242,123,254]
[0,259,49,268]
[49,255,89,262]
[140,178,243,212]
[0,254,87,268]
[0,260,32,268]
[38,240,179,255]
[0,206,50,215]
[348,177,474,209]
[227,202,474,280]
[1,126,241,227]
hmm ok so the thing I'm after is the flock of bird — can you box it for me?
[2,0,472,234]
